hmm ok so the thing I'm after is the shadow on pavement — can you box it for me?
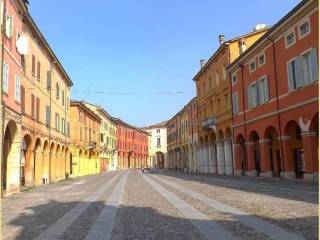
[147,169,318,204]
[3,199,318,240]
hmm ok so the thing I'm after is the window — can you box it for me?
[62,118,65,134]
[257,76,269,104]
[55,113,60,131]
[299,20,310,38]
[37,61,41,80]
[32,55,35,76]
[287,48,318,91]
[36,97,40,120]
[15,75,21,103]
[157,137,161,147]
[31,94,35,118]
[258,53,265,66]
[56,83,59,99]
[232,73,237,85]
[232,92,239,114]
[62,90,65,106]
[101,133,104,142]
[156,128,160,133]
[215,71,219,85]
[46,71,51,90]
[5,15,13,38]
[21,86,25,113]
[247,83,257,108]
[223,67,227,80]
[45,106,50,126]
[249,60,256,72]
[67,122,70,137]
[225,94,229,111]
[285,31,295,48]
[3,63,9,94]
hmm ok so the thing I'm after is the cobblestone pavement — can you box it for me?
[1,169,318,240]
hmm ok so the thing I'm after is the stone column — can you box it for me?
[301,132,318,181]
[204,144,209,174]
[194,146,198,173]
[208,143,215,174]
[217,141,225,175]
[188,149,193,173]
[233,143,242,176]
[280,136,294,179]
[198,146,203,173]
[224,139,233,175]
[245,142,256,176]
[259,139,272,178]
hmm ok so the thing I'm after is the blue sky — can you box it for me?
[29,0,300,127]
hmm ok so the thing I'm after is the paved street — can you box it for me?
[2,170,318,240]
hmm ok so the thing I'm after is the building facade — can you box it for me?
[70,101,101,177]
[193,27,269,175]
[1,0,27,196]
[113,118,149,169]
[228,0,318,181]
[167,97,198,172]
[84,102,118,172]
[144,121,167,169]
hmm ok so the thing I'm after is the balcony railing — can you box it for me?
[201,116,217,131]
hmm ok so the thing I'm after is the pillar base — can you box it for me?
[246,171,257,177]
[303,173,318,182]
[260,171,273,178]
[283,171,295,179]
[234,170,243,176]
[217,166,225,175]
[225,165,233,175]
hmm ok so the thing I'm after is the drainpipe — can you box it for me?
[0,0,6,198]
[268,37,285,178]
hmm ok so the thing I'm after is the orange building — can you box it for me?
[228,0,318,181]
[2,0,28,196]
[193,27,268,175]
[113,118,149,169]
[69,101,101,177]
[167,97,198,172]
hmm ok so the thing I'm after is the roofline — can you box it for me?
[166,96,197,124]
[81,101,116,122]
[112,118,150,135]
[143,120,168,129]
[70,100,101,121]
[24,13,73,87]
[226,0,312,72]
[192,27,270,81]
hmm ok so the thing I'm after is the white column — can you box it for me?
[209,143,217,174]
[217,141,225,175]
[224,139,233,175]
[194,146,198,173]
[204,144,209,174]
[199,146,203,173]
[188,149,193,173]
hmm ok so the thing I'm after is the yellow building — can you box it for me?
[83,102,118,171]
[20,12,73,187]
[70,101,101,177]
[193,26,269,175]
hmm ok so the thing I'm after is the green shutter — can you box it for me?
[310,48,318,82]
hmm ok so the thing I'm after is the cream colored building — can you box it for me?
[84,102,118,171]
[144,121,167,169]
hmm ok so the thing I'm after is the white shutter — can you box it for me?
[295,56,304,88]
[310,48,318,82]
[264,76,269,102]
[15,75,21,102]
[3,63,9,93]
[252,83,258,107]
[287,61,294,91]
[5,15,13,38]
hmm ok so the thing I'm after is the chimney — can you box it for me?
[200,59,206,68]
[218,34,225,45]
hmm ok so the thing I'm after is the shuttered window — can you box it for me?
[32,55,35,76]
[248,83,257,108]
[288,48,318,91]
[3,63,9,94]
[45,106,50,126]
[15,75,21,103]
[258,76,269,104]
[232,92,239,114]
[37,61,41,80]
[21,86,25,113]
[36,98,40,120]
[31,94,35,118]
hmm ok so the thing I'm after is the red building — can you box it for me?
[113,118,149,169]
[227,0,318,181]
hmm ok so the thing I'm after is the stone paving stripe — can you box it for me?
[143,174,237,240]
[151,174,306,240]
[33,172,122,240]
[85,171,129,240]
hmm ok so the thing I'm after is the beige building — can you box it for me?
[84,102,118,171]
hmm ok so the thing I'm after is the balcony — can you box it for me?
[88,142,97,149]
[201,116,217,131]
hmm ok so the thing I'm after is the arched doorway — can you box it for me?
[285,121,304,179]
[264,126,280,177]
[155,151,164,169]
[2,121,19,192]
[250,131,261,177]
[236,134,246,176]
[34,138,43,185]
[21,134,32,187]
